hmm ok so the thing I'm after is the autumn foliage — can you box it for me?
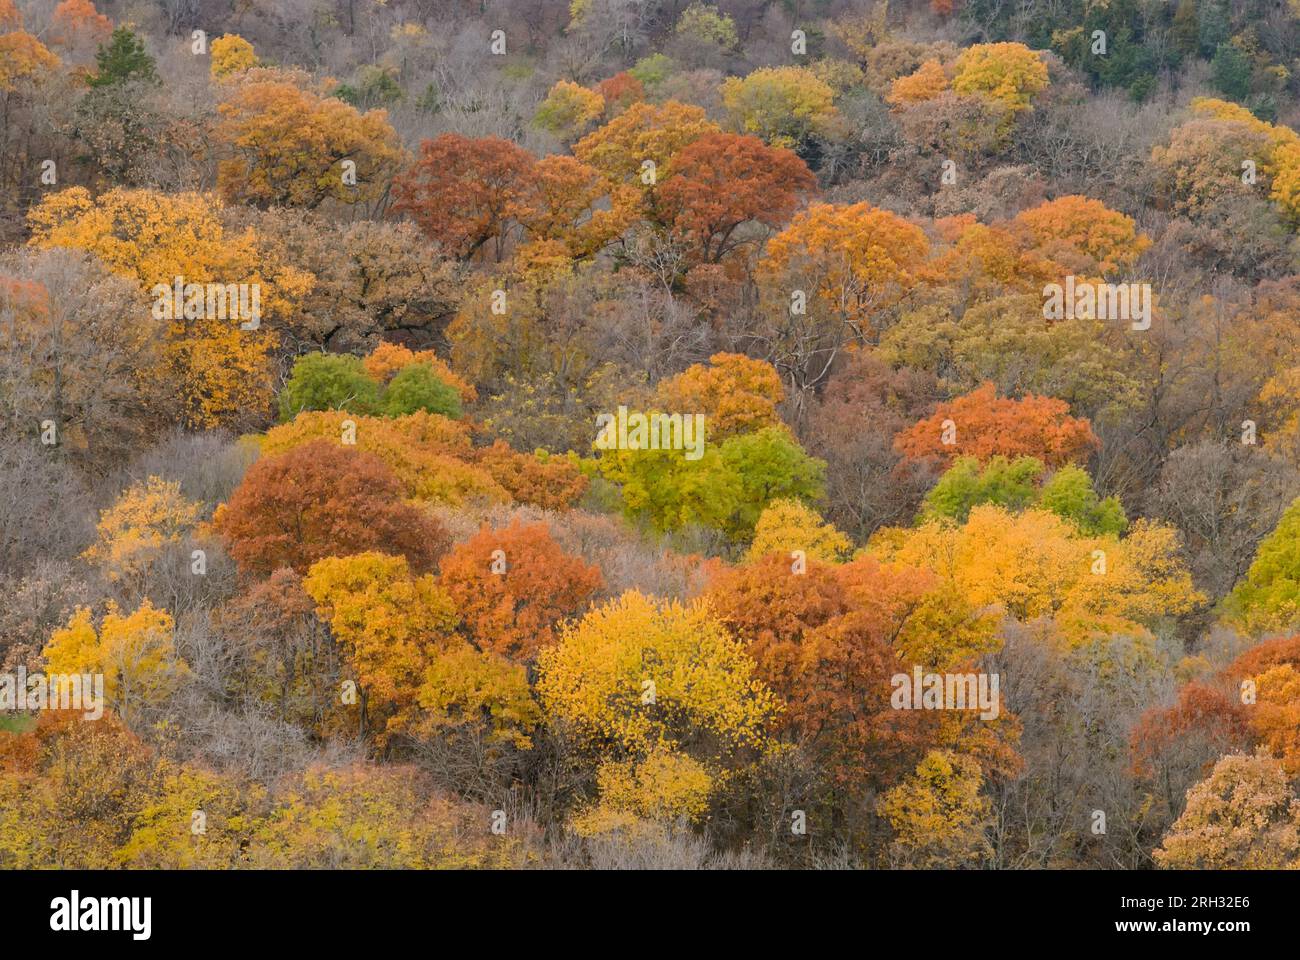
[438,519,604,661]
[6,0,1300,877]
[894,383,1100,468]
[214,441,450,577]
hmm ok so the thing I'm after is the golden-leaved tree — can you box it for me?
[27,187,312,428]
[43,601,188,723]
[537,590,775,832]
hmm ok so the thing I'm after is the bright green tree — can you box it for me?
[1222,496,1300,634]
[278,353,381,421]
[380,363,461,419]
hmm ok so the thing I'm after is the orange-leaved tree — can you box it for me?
[894,382,1099,467]
[438,519,605,661]
[657,132,816,263]
[216,70,406,210]
[214,440,450,577]
[393,133,536,261]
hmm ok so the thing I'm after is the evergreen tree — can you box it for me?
[89,27,158,88]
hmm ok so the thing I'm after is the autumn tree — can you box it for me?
[0,31,59,92]
[438,519,604,661]
[1038,465,1128,536]
[0,713,154,868]
[216,71,406,210]
[393,133,536,260]
[674,3,737,51]
[921,455,1042,524]
[950,42,1049,113]
[720,66,840,150]
[210,34,257,80]
[0,0,21,30]
[653,352,784,439]
[305,551,539,746]
[573,99,720,193]
[878,291,1138,417]
[657,133,816,263]
[1247,665,1300,776]
[1154,753,1300,869]
[213,441,450,577]
[870,504,1202,646]
[878,749,993,868]
[1151,117,1274,216]
[534,80,604,142]
[27,187,303,429]
[1012,195,1150,275]
[760,201,930,318]
[115,763,255,868]
[258,411,507,507]
[707,552,993,800]
[888,60,949,106]
[746,498,851,563]
[894,383,1100,468]
[1130,681,1255,819]
[303,551,456,735]
[515,155,626,259]
[922,456,1125,534]
[595,71,644,112]
[48,0,112,63]
[43,601,188,723]
[82,477,203,583]
[476,441,589,510]
[756,203,930,413]
[227,210,460,354]
[537,590,775,830]
[244,764,521,868]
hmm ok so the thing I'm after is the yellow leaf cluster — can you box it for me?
[747,498,851,563]
[950,42,1049,112]
[868,505,1203,646]
[43,601,187,719]
[82,476,203,581]
[258,411,508,506]
[536,590,776,756]
[27,187,308,428]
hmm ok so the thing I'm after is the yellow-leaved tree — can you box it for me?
[43,601,188,723]
[877,749,993,868]
[27,187,312,428]
[746,498,851,563]
[82,476,203,583]
[720,66,840,149]
[868,505,1203,647]
[303,552,537,745]
[209,34,257,80]
[950,42,1049,113]
[536,590,775,833]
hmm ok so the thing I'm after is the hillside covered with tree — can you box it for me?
[4,0,1300,870]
